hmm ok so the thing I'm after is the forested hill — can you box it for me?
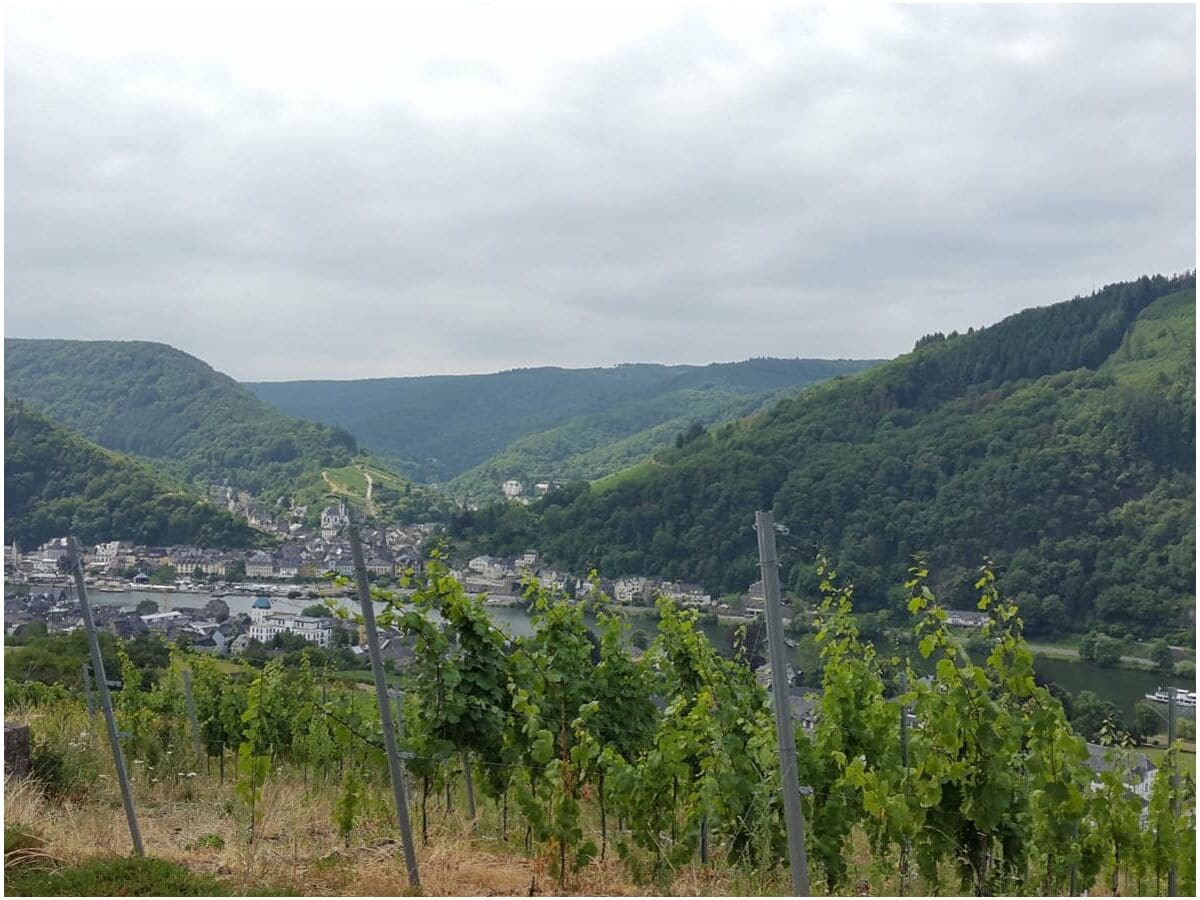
[4,401,259,549]
[247,358,879,488]
[451,274,1196,640]
[3,339,447,523]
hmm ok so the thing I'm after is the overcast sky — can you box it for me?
[5,2,1195,381]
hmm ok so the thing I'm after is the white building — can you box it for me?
[38,538,70,563]
[321,501,350,539]
[250,596,274,623]
[658,581,714,607]
[946,610,989,628]
[614,576,648,605]
[502,480,523,499]
[248,612,332,647]
[141,610,185,631]
[468,555,507,579]
[94,541,130,568]
[245,551,275,579]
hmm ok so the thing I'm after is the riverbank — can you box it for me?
[1026,641,1162,672]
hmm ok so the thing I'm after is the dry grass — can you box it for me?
[6,765,1163,897]
[3,702,791,896]
[7,702,1165,896]
[5,765,792,897]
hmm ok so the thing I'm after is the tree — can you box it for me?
[1092,634,1122,668]
[125,631,171,672]
[301,604,331,618]
[241,638,269,665]
[136,598,160,615]
[1078,630,1099,661]
[270,631,311,652]
[149,565,177,586]
[1134,702,1163,741]
[1151,639,1175,672]
[11,621,48,644]
[1070,690,1122,742]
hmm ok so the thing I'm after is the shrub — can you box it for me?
[4,856,294,896]
[4,824,49,871]
[3,680,74,711]
[29,738,99,800]
[185,833,225,851]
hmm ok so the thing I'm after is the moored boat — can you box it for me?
[1143,686,1197,708]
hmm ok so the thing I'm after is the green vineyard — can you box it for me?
[5,557,1195,896]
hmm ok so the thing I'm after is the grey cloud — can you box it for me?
[5,4,1194,379]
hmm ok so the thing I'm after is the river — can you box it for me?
[73,588,1196,720]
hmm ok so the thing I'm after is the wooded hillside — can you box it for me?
[4,339,447,523]
[4,401,259,548]
[451,275,1196,640]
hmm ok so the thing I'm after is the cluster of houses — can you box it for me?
[499,479,557,502]
[3,588,422,672]
[4,589,243,653]
[458,551,722,611]
[206,486,312,538]
[8,523,436,587]
[4,586,354,656]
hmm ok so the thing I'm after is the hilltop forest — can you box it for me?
[452,275,1196,641]
[3,339,447,525]
[4,401,258,549]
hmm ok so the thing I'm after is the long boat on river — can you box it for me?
[1143,686,1197,708]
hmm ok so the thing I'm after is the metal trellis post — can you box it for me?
[349,525,420,887]
[67,537,143,856]
[756,510,810,896]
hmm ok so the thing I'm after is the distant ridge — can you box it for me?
[248,357,881,489]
